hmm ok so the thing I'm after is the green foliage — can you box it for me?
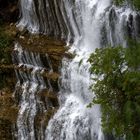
[114,0,124,6]
[126,40,140,70]
[114,0,140,10]
[88,43,140,139]
[132,0,140,10]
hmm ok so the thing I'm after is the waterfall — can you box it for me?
[12,43,54,140]
[14,0,140,140]
[45,1,111,140]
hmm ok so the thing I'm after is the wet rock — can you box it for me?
[34,107,58,138]
[15,34,69,72]
[0,40,17,139]
[0,5,71,137]
[0,90,18,123]
[0,119,13,140]
[135,14,140,38]
[0,90,18,139]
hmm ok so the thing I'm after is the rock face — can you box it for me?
[0,15,18,139]
[0,90,18,140]
[0,68,17,139]
[0,23,68,139]
[0,0,19,23]
[0,1,69,138]
[11,29,70,139]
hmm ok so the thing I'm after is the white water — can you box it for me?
[13,43,53,140]
[45,1,111,140]
[15,0,139,140]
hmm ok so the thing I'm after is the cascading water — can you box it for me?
[14,0,140,140]
[45,1,112,140]
[12,43,54,140]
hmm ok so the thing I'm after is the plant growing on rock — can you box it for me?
[114,0,140,10]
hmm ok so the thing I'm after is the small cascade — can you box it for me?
[18,0,76,40]
[45,56,103,140]
[12,42,55,140]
